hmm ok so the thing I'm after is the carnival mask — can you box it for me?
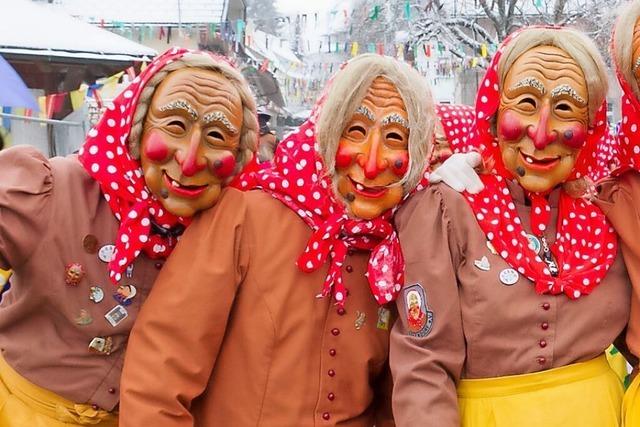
[335,77,409,219]
[632,18,640,86]
[140,68,243,218]
[497,45,589,193]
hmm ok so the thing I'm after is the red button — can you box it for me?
[328,369,335,377]
[108,387,116,394]
[346,265,353,273]
[537,357,546,365]
[322,412,331,420]
[542,302,550,310]
[331,328,340,336]
[91,404,99,410]
[541,322,549,330]
[154,262,163,270]
[328,392,335,401]
[347,249,355,256]
[329,349,336,356]
[337,307,346,316]
[539,340,547,348]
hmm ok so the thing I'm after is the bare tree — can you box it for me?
[408,0,623,63]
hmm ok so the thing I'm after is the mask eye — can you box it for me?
[166,120,186,134]
[347,125,367,139]
[555,103,572,112]
[208,130,225,140]
[518,97,537,109]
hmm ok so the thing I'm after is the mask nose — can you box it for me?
[526,103,557,150]
[357,131,387,180]
[175,130,206,177]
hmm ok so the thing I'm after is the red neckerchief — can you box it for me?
[450,27,617,299]
[236,91,429,307]
[79,48,237,284]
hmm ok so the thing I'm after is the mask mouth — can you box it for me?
[519,150,561,171]
[162,171,209,198]
[348,175,390,198]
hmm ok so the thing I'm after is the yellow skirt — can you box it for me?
[458,355,623,427]
[0,353,117,426]
[623,374,640,427]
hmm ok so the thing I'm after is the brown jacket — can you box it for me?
[391,183,630,426]
[0,145,160,410]
[120,188,395,427]
[597,171,640,361]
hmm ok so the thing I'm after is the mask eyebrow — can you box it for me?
[202,111,239,135]
[158,99,198,121]
[550,84,586,105]
[381,113,410,130]
[354,105,375,122]
[509,77,546,96]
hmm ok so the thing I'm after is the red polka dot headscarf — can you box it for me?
[236,64,429,307]
[612,12,640,174]
[79,48,235,284]
[452,27,617,299]
[431,103,475,165]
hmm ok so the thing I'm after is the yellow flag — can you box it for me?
[471,57,478,68]
[351,42,359,57]
[38,96,47,119]
[481,44,488,58]
[70,88,86,111]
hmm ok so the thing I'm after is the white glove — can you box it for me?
[430,151,484,194]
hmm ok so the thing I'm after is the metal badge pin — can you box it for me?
[82,234,99,254]
[75,309,93,326]
[89,286,104,303]
[98,244,116,263]
[104,305,128,327]
[540,235,559,277]
[486,241,498,255]
[527,234,541,254]
[376,307,391,330]
[499,268,519,286]
[88,336,113,355]
[474,256,491,271]
[125,263,134,278]
[65,263,85,286]
[113,284,137,306]
[354,311,366,330]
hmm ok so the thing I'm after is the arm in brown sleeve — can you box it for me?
[390,184,465,427]
[119,188,251,427]
[596,171,640,361]
[0,145,53,270]
[373,359,396,427]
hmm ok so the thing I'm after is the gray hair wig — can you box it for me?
[497,27,609,125]
[128,53,258,174]
[613,1,640,100]
[316,53,435,194]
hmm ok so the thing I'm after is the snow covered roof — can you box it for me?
[0,0,156,61]
[54,0,229,25]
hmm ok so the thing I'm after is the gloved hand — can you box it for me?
[430,151,484,194]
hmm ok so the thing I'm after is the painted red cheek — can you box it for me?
[143,132,170,162]
[335,143,356,168]
[498,110,526,142]
[211,154,236,179]
[390,152,409,177]
[560,125,587,149]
